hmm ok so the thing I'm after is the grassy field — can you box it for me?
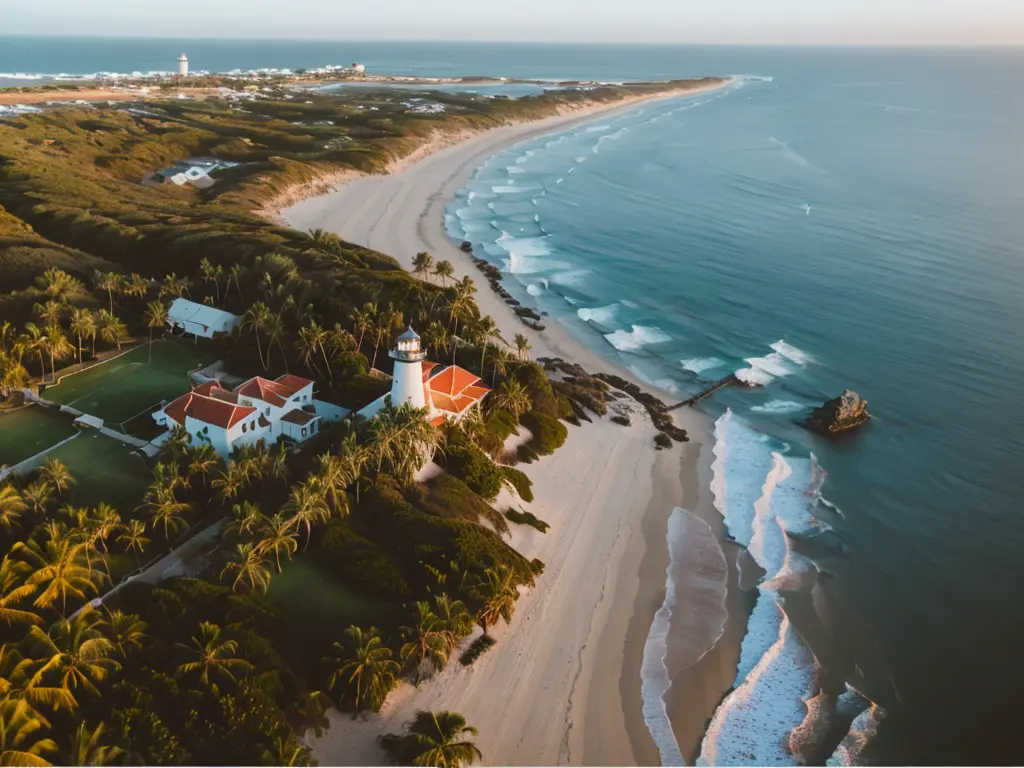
[43,341,216,426]
[266,556,398,635]
[45,431,151,516]
[0,405,79,467]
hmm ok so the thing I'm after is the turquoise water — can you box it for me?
[4,37,1022,762]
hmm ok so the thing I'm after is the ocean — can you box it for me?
[5,36,1022,764]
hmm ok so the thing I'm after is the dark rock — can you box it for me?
[514,306,542,321]
[460,240,473,252]
[806,390,871,435]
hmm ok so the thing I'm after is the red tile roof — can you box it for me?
[236,375,313,407]
[427,366,485,398]
[162,391,256,430]
[421,361,440,382]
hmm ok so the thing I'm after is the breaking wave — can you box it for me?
[681,356,726,376]
[736,339,813,385]
[750,400,807,415]
[577,303,619,326]
[603,325,672,352]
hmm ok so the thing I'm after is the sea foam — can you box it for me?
[604,325,672,352]
[682,357,726,376]
[577,303,619,326]
[736,339,812,385]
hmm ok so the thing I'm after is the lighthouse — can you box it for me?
[177,53,189,77]
[389,327,427,410]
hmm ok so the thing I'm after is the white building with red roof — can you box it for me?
[153,373,326,457]
[358,327,490,426]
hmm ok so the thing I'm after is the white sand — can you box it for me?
[312,404,664,766]
[278,85,736,766]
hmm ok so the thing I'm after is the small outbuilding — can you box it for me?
[167,298,241,339]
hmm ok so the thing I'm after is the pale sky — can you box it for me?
[2,0,1023,45]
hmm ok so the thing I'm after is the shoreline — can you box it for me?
[281,82,743,766]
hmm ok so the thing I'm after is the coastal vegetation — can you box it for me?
[0,78,704,763]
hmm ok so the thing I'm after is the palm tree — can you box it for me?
[96,311,127,352]
[37,460,73,499]
[42,325,73,383]
[0,699,58,767]
[399,602,449,683]
[324,625,400,715]
[14,538,100,617]
[473,565,521,635]
[370,306,402,372]
[33,301,63,330]
[186,443,221,488]
[220,542,273,595]
[351,303,377,352]
[412,252,434,282]
[297,320,331,379]
[116,520,150,569]
[125,273,150,301]
[284,476,332,552]
[242,302,271,370]
[264,310,289,372]
[39,268,85,303]
[335,433,368,504]
[265,442,290,486]
[176,621,252,688]
[93,271,124,315]
[489,347,510,388]
[0,485,27,535]
[158,273,190,301]
[105,610,147,660]
[433,260,455,288]
[255,512,299,573]
[490,378,531,421]
[68,309,95,364]
[137,485,192,544]
[514,333,532,361]
[227,263,246,304]
[431,594,473,651]
[144,300,168,364]
[422,320,449,357]
[382,710,482,768]
[25,610,119,702]
[20,482,52,521]
[63,722,123,767]
[212,462,250,504]
[0,557,40,627]
[473,316,505,380]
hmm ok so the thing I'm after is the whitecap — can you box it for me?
[750,400,806,415]
[681,357,725,375]
[495,232,552,257]
[770,339,814,366]
[603,325,672,352]
[736,339,812,385]
[577,303,619,326]
[549,269,591,287]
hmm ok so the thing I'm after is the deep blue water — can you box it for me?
[4,37,1022,763]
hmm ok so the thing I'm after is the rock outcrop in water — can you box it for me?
[806,390,871,435]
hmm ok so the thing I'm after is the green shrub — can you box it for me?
[512,362,573,420]
[474,408,519,459]
[316,521,412,600]
[505,508,549,533]
[611,414,631,427]
[654,433,673,450]
[501,466,534,502]
[519,410,568,457]
[409,472,509,537]
[441,425,505,501]
[354,476,534,592]
[459,634,496,666]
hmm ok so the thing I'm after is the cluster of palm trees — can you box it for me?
[380,710,482,768]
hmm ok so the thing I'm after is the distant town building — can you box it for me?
[352,63,366,74]
[166,298,241,339]
[178,53,189,77]
[358,326,490,425]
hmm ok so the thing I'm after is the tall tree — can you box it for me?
[0,699,58,767]
[0,557,41,627]
[255,513,299,573]
[63,721,123,767]
[490,378,531,421]
[412,252,434,282]
[432,260,455,288]
[176,621,252,688]
[68,308,96,364]
[25,610,119,703]
[324,625,400,716]
[93,271,125,315]
[220,542,273,595]
[284,476,332,552]
[241,302,271,371]
[13,538,100,617]
[144,300,168,364]
[115,520,150,569]
[38,460,73,499]
[0,485,27,535]
[382,710,482,768]
[399,602,450,683]
[473,565,521,635]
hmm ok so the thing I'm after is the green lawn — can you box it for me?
[45,431,151,517]
[0,406,78,468]
[43,341,216,426]
[266,556,396,635]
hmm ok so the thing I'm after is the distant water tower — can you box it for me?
[177,53,189,77]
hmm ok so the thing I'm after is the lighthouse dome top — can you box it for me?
[397,326,420,342]
[391,326,425,361]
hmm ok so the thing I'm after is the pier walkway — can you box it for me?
[668,374,739,410]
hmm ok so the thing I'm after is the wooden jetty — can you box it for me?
[668,373,739,410]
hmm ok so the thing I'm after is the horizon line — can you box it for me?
[1,32,1023,48]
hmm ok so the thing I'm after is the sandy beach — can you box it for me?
[281,84,742,766]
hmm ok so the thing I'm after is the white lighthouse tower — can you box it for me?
[389,327,427,410]
[177,53,189,77]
